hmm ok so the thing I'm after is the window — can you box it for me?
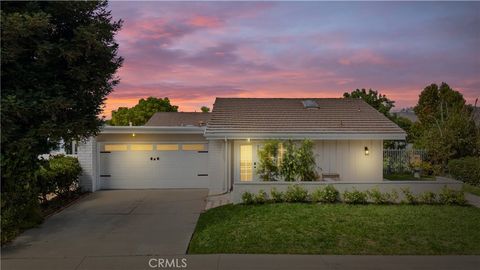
[131,144,153,151]
[182,144,206,151]
[157,144,179,151]
[104,144,128,152]
[240,145,253,181]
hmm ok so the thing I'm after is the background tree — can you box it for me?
[1,1,122,242]
[201,106,210,113]
[343,88,395,117]
[110,97,178,126]
[344,88,412,147]
[413,83,478,172]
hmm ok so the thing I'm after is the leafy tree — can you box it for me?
[257,140,280,181]
[413,83,478,172]
[201,106,210,113]
[344,88,412,148]
[110,97,178,126]
[343,88,395,117]
[280,140,298,181]
[296,140,318,181]
[1,1,122,243]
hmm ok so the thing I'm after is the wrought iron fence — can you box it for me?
[383,149,428,174]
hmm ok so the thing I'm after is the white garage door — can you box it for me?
[98,142,209,189]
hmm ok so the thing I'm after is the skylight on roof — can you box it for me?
[302,100,319,109]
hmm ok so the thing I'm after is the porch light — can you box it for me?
[364,146,369,156]
[247,138,251,142]
[132,133,136,137]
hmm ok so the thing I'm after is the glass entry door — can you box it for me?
[240,144,253,181]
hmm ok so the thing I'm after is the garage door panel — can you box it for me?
[99,142,209,189]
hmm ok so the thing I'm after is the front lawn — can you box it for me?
[384,173,434,181]
[189,203,480,254]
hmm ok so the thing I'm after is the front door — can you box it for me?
[239,144,260,182]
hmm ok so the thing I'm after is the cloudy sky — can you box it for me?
[105,1,479,116]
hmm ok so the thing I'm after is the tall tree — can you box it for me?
[1,1,122,242]
[343,88,395,117]
[110,97,178,126]
[413,83,478,171]
[344,88,413,148]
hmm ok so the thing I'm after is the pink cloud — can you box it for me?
[188,15,223,28]
[339,50,388,66]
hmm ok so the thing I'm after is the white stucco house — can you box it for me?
[77,97,460,201]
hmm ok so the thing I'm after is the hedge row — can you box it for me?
[448,156,480,187]
[241,185,466,205]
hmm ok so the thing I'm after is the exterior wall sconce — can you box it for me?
[132,133,136,137]
[247,138,251,142]
[364,146,369,156]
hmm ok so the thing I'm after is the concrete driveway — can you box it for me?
[2,189,208,270]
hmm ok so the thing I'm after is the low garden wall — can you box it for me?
[232,177,462,203]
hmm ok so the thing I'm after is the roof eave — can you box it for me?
[100,125,206,135]
[204,132,406,140]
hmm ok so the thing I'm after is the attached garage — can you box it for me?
[98,142,209,189]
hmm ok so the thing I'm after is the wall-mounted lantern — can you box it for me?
[132,133,136,137]
[364,146,369,156]
[247,138,251,142]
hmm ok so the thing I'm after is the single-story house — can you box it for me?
[78,98,411,197]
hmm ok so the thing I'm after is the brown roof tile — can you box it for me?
[205,98,405,136]
[145,112,211,127]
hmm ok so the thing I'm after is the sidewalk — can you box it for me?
[466,193,480,208]
[3,254,479,270]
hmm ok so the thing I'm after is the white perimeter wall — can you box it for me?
[77,137,97,192]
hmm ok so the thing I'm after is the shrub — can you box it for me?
[311,185,339,203]
[38,155,82,198]
[270,188,285,203]
[254,190,268,204]
[296,140,318,181]
[419,191,438,204]
[342,189,368,204]
[241,191,255,205]
[448,157,480,186]
[257,140,280,181]
[438,186,466,205]
[401,187,418,204]
[367,188,391,204]
[285,185,308,202]
[280,140,298,181]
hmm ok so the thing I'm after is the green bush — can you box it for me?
[419,191,438,204]
[296,140,318,181]
[311,185,339,203]
[342,189,368,204]
[438,186,466,205]
[280,140,298,181]
[401,187,418,204]
[254,190,268,204]
[270,188,285,203]
[448,157,480,186]
[241,191,255,205]
[257,140,280,181]
[37,155,82,199]
[285,185,308,202]
[367,188,392,204]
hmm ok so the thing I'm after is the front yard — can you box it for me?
[189,203,480,255]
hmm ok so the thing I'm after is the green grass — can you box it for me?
[384,173,434,181]
[463,184,480,196]
[189,203,480,255]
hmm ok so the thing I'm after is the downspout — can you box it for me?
[224,136,229,193]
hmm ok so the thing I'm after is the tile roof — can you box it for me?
[205,98,406,138]
[145,112,211,127]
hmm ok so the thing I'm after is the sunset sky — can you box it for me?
[105,1,480,117]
